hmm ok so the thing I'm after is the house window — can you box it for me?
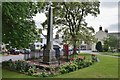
[37,45,39,47]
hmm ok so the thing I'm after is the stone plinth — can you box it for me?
[43,49,57,64]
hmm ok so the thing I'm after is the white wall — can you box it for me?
[34,34,47,50]
[95,30,108,45]
[92,30,108,51]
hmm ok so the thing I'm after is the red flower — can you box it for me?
[71,58,76,61]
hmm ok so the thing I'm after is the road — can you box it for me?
[80,50,99,54]
[0,54,24,63]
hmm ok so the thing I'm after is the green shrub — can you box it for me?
[103,46,108,52]
[60,63,78,74]
[91,54,98,63]
[83,61,92,67]
[77,61,83,69]
[28,67,36,76]
[41,69,49,77]
[96,41,102,52]
[59,67,68,74]
[2,59,35,74]
[117,48,120,52]
[2,60,11,69]
[32,72,42,77]
[41,72,49,77]
[9,62,17,71]
[68,63,78,72]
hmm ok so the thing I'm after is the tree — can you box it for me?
[104,35,119,50]
[103,38,109,52]
[103,43,109,52]
[2,2,44,49]
[51,1,100,54]
[96,41,102,52]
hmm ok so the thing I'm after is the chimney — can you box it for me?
[105,29,108,33]
[99,26,102,31]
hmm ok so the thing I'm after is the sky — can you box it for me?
[33,0,119,37]
[86,1,118,33]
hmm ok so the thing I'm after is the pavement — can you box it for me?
[0,54,24,63]
[0,51,44,63]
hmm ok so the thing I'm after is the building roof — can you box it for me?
[108,32,120,35]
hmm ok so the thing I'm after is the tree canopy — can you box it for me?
[50,1,100,53]
[2,2,44,49]
[104,35,119,50]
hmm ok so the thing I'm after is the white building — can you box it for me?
[34,34,63,50]
[92,27,108,51]
[80,41,92,50]
[34,34,47,50]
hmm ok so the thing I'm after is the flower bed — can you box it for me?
[59,55,97,74]
[2,54,98,77]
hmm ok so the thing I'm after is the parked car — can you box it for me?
[9,48,20,55]
[20,48,31,54]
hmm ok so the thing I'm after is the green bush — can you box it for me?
[59,64,68,74]
[41,69,49,77]
[96,41,102,52]
[60,63,78,74]
[2,59,34,73]
[83,61,92,67]
[103,46,108,52]
[77,61,85,69]
[117,48,120,52]
[32,73,43,77]
[12,60,31,73]
[60,68,67,74]
[91,54,98,63]
[68,63,78,72]
[41,72,49,77]
[28,66,36,76]
[2,59,12,69]
[9,62,17,71]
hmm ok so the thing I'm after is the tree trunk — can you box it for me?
[73,40,77,55]
[78,46,80,53]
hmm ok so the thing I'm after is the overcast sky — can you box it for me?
[33,0,119,36]
[86,2,118,33]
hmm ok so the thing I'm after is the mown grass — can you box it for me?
[55,53,119,78]
[2,69,36,78]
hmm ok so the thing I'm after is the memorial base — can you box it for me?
[43,49,58,64]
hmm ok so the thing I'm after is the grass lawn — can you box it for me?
[2,69,36,78]
[55,53,119,78]
[2,53,119,78]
